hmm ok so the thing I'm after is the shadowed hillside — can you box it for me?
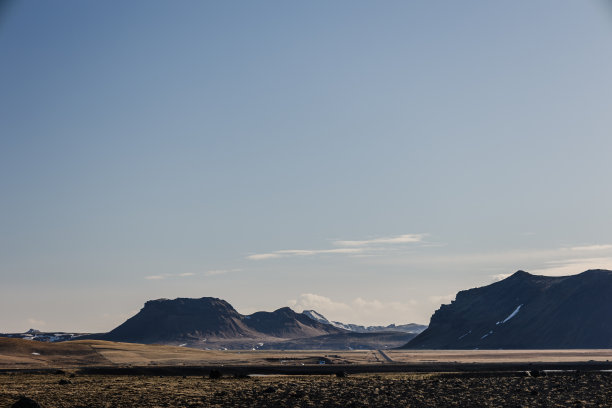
[404,269,612,349]
[90,297,345,346]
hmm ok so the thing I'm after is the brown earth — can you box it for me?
[4,338,612,371]
[2,372,612,407]
[4,339,612,406]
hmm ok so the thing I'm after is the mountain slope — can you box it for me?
[245,307,342,338]
[94,297,344,345]
[302,310,427,334]
[99,297,255,343]
[404,269,612,349]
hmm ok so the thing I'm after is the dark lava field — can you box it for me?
[2,371,612,407]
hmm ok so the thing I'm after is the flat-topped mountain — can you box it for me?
[99,297,254,343]
[404,269,612,349]
[95,297,344,345]
[0,296,425,350]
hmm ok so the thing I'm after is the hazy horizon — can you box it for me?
[2,1,612,333]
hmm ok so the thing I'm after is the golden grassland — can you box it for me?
[3,338,612,369]
[3,339,612,407]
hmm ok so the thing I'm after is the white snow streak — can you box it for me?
[458,330,472,340]
[500,304,523,324]
[481,330,493,339]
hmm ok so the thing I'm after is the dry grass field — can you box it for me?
[4,338,612,370]
[4,338,612,407]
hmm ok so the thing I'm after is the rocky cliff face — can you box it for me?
[404,269,612,349]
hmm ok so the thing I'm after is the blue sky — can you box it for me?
[1,1,612,332]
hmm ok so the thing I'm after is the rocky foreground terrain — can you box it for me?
[2,371,612,407]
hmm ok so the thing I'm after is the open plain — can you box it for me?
[4,338,612,370]
[3,339,612,406]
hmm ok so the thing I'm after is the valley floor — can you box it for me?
[1,372,611,407]
[4,338,612,370]
[4,339,612,406]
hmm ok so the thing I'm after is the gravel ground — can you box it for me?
[1,372,611,407]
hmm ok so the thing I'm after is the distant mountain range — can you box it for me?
[303,310,426,334]
[404,269,612,349]
[95,298,342,344]
[75,297,424,350]
[0,329,85,343]
[5,270,612,350]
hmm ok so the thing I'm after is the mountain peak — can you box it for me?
[96,297,343,345]
[405,269,612,349]
[509,270,531,279]
[271,307,295,315]
[580,269,612,276]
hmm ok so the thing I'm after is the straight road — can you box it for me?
[377,349,393,363]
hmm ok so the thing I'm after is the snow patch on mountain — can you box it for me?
[458,330,471,340]
[302,310,331,325]
[481,330,493,339]
[497,304,523,325]
[301,310,427,334]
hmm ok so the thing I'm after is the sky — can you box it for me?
[1,1,612,332]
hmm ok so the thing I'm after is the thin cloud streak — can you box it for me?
[204,269,242,276]
[287,293,419,326]
[530,257,612,276]
[334,234,425,247]
[491,273,513,281]
[570,244,612,251]
[27,318,47,327]
[247,233,425,261]
[277,248,363,256]
[247,248,364,260]
[247,253,282,260]
[370,243,612,277]
[145,272,195,280]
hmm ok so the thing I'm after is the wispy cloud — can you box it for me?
[204,268,242,276]
[247,233,426,261]
[529,245,612,276]
[491,273,513,281]
[529,257,612,276]
[370,242,612,276]
[287,293,419,326]
[570,244,612,252]
[145,272,195,280]
[146,269,243,279]
[247,247,364,260]
[27,318,46,327]
[333,234,425,247]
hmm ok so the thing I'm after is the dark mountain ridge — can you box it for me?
[404,269,612,349]
[302,310,427,334]
[93,297,346,345]
[99,297,254,343]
